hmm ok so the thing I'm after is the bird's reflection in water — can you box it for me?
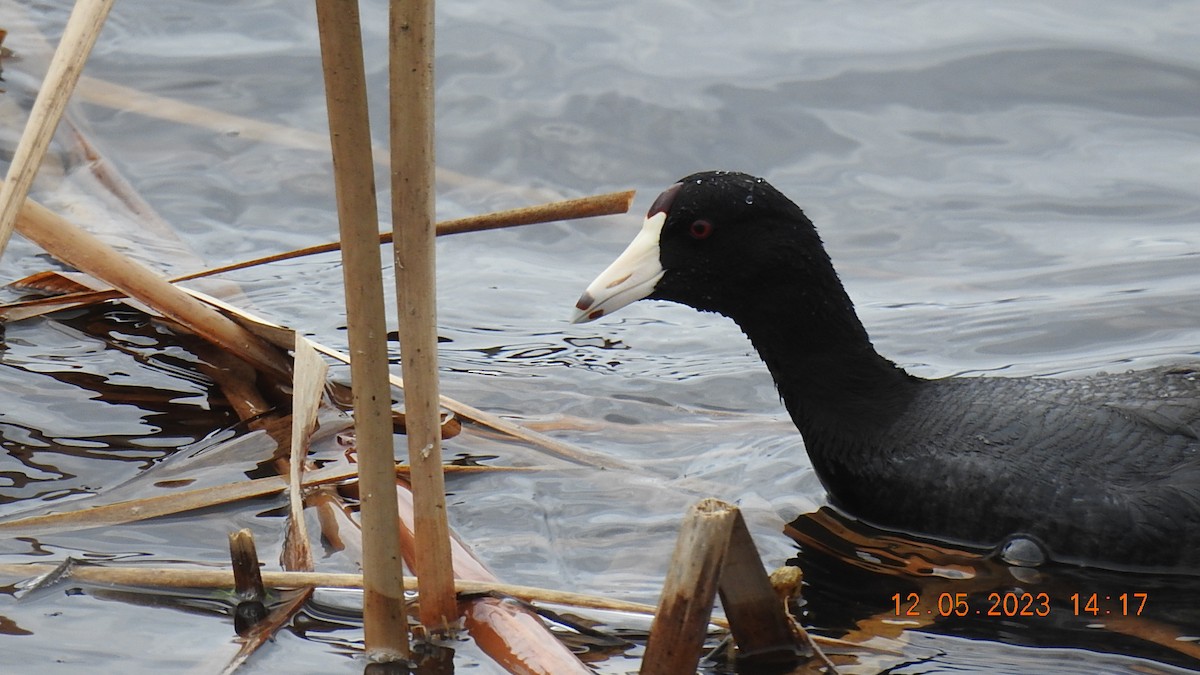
[784,507,1200,672]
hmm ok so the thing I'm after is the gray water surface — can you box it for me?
[1,0,1198,672]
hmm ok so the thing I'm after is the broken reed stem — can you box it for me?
[390,0,456,631]
[0,0,116,258]
[717,517,805,667]
[6,188,291,379]
[284,336,327,573]
[643,500,804,672]
[0,189,635,321]
[640,498,738,674]
[314,0,409,660]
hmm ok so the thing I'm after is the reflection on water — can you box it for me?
[1,0,1199,672]
[789,509,1200,673]
[0,308,237,511]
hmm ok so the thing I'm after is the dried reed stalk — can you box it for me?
[76,74,563,202]
[4,269,632,470]
[0,563,668,622]
[222,591,313,675]
[77,76,332,153]
[227,529,270,639]
[0,189,635,321]
[0,0,115,257]
[0,554,885,657]
[463,598,595,674]
[227,490,318,671]
[432,190,635,236]
[717,514,805,668]
[0,560,887,657]
[390,0,457,631]
[283,336,327,573]
[7,189,291,378]
[0,462,512,537]
[314,0,409,660]
[224,541,285,669]
[175,289,632,471]
[228,529,266,604]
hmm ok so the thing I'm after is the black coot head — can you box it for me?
[572,171,829,324]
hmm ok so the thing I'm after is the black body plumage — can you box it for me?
[604,171,1200,571]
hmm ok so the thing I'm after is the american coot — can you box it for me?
[572,171,1200,572]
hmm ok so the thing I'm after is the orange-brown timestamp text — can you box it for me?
[891,592,1148,618]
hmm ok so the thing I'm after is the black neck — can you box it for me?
[725,271,921,453]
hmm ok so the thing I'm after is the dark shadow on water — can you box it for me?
[0,306,239,511]
[786,508,1200,673]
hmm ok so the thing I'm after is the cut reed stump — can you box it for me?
[641,498,805,674]
[228,529,268,637]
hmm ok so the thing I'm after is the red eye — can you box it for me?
[689,219,714,239]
